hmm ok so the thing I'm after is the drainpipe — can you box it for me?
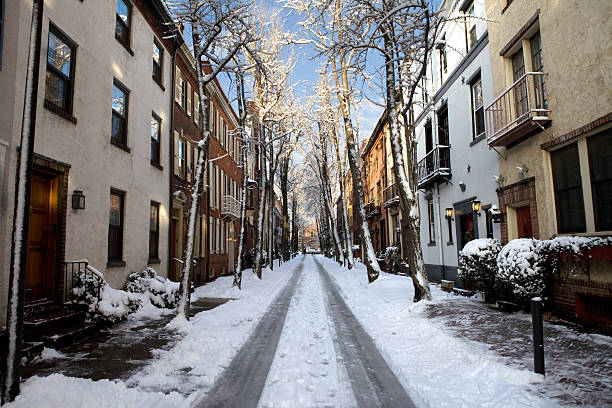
[2,0,44,402]
[435,183,445,281]
[168,46,177,280]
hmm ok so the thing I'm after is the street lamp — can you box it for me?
[72,190,86,210]
[472,200,481,214]
[445,207,453,220]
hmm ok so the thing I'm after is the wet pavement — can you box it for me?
[21,297,230,382]
[193,259,304,408]
[315,257,415,408]
[426,296,612,406]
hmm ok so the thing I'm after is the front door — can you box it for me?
[26,173,58,302]
[228,223,235,272]
[516,205,532,238]
[459,213,475,250]
[171,206,183,281]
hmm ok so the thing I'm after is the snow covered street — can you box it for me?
[7,255,609,407]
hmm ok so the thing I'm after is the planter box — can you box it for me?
[441,280,455,292]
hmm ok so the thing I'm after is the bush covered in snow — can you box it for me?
[125,267,179,308]
[384,246,401,274]
[495,238,546,303]
[72,266,179,324]
[458,238,502,292]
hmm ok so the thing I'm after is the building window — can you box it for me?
[470,76,485,139]
[0,0,4,69]
[151,113,161,166]
[45,26,75,114]
[438,34,447,83]
[111,80,129,148]
[485,207,494,239]
[427,199,435,244]
[178,138,186,177]
[588,129,612,231]
[152,38,163,84]
[462,2,476,52]
[530,31,547,109]
[551,143,586,233]
[108,190,125,262]
[115,0,131,49]
[149,202,159,260]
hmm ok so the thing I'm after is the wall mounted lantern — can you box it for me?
[472,200,481,214]
[445,207,453,220]
[72,190,85,210]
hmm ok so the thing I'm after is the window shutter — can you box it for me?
[194,215,201,257]
[175,66,182,103]
[187,82,192,116]
[186,142,192,182]
[194,93,200,125]
[173,131,180,176]
[192,146,197,180]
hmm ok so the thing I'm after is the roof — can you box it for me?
[361,109,388,159]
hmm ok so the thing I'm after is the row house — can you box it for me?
[0,0,179,322]
[414,0,501,283]
[485,0,611,325]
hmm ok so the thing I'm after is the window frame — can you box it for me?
[149,201,160,261]
[111,78,130,151]
[178,137,186,177]
[108,189,126,265]
[150,112,162,168]
[587,129,612,232]
[152,37,163,86]
[45,24,77,116]
[427,199,436,245]
[551,142,587,234]
[0,0,4,70]
[469,74,485,140]
[115,0,132,51]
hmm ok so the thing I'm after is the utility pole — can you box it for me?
[2,0,44,403]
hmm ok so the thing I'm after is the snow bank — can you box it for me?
[316,255,554,408]
[130,259,300,396]
[6,374,185,408]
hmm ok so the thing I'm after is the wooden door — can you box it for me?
[516,205,533,238]
[26,173,58,302]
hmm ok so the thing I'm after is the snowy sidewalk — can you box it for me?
[426,295,612,406]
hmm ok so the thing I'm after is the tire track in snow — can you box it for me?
[258,255,355,408]
[192,259,304,408]
[314,256,416,408]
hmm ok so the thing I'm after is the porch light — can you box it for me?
[445,207,453,220]
[472,200,481,214]
[72,190,85,210]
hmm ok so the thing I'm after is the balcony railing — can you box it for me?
[221,195,241,220]
[485,72,550,147]
[365,200,381,218]
[383,183,399,208]
[417,145,451,188]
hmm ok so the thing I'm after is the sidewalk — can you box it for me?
[21,297,229,382]
[426,294,612,406]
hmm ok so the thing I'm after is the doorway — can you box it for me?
[26,172,59,303]
[458,214,475,250]
[171,205,183,281]
[516,205,532,238]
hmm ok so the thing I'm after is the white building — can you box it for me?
[413,0,501,284]
[0,0,178,321]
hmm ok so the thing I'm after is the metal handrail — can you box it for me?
[221,195,241,219]
[417,145,451,185]
[64,260,103,306]
[485,72,549,145]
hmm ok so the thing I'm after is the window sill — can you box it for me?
[116,37,134,56]
[151,161,163,171]
[44,100,77,124]
[428,242,436,247]
[148,258,161,265]
[107,260,126,268]
[470,133,486,147]
[153,77,165,91]
[111,138,131,153]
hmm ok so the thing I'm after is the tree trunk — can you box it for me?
[233,69,247,289]
[383,29,431,301]
[280,157,290,261]
[253,123,267,279]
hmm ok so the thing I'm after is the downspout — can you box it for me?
[435,183,445,281]
[168,46,177,280]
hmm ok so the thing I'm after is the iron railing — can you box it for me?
[485,72,549,146]
[221,195,241,220]
[383,183,399,206]
[365,200,381,218]
[64,260,103,305]
[417,145,451,187]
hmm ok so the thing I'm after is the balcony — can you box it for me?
[417,145,451,189]
[383,183,399,208]
[485,72,550,147]
[365,200,381,219]
[220,195,241,221]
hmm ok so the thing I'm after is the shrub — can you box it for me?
[458,238,502,291]
[384,246,401,274]
[125,267,179,308]
[495,238,546,303]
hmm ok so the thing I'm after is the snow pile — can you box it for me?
[5,374,185,408]
[495,238,545,303]
[125,267,179,308]
[72,267,179,324]
[317,256,553,407]
[458,238,502,291]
